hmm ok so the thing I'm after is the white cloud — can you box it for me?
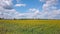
[0,0,13,9]
[15,0,26,7]
[0,0,25,19]
[0,0,60,19]
[18,8,41,19]
[15,4,26,7]
[13,0,60,19]
[38,0,60,19]
[29,8,40,16]
[42,0,58,11]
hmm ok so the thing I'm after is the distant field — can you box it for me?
[0,20,60,34]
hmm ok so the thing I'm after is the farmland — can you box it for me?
[0,20,60,34]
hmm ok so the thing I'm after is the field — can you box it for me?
[0,20,60,34]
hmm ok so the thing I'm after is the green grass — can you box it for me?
[0,20,60,34]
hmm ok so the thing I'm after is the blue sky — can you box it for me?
[13,0,60,12]
[0,0,60,19]
[13,0,43,13]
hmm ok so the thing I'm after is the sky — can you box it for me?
[0,0,60,19]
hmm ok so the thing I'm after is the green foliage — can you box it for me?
[0,20,60,34]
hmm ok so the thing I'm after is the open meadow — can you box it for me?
[0,20,60,34]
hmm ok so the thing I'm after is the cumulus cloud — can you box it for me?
[0,8,22,19]
[20,0,60,19]
[39,0,60,19]
[15,4,26,7]
[21,0,60,19]
[0,0,60,19]
[0,0,25,19]
[42,0,58,11]
[18,8,41,19]
[0,0,13,9]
